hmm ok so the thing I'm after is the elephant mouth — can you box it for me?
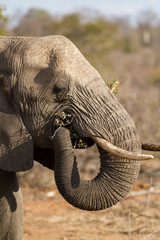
[71,136,94,149]
[53,111,94,149]
[53,111,153,160]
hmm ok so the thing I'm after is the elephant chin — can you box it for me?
[52,127,141,211]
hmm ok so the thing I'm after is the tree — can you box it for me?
[137,10,159,47]
[13,8,53,36]
[0,5,8,35]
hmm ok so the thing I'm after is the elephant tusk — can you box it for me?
[142,142,160,152]
[92,136,154,161]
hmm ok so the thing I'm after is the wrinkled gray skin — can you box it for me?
[0,36,141,239]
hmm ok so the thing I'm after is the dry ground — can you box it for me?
[18,147,160,240]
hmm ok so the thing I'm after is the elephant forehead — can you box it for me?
[23,36,69,68]
[24,41,53,69]
[24,35,92,71]
[19,35,101,85]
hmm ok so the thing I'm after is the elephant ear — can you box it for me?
[0,76,34,172]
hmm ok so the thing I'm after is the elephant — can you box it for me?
[0,35,153,239]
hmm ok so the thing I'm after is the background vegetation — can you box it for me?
[0,5,8,35]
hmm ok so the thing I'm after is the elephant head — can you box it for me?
[0,35,153,211]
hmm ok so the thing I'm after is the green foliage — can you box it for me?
[107,78,119,94]
[55,112,73,126]
[55,112,88,149]
[122,38,133,53]
[13,8,52,36]
[25,8,51,18]
[0,5,8,35]
[151,67,160,86]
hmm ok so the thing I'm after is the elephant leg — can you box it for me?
[0,169,23,240]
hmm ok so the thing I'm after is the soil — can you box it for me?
[18,148,160,240]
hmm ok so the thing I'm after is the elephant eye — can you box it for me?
[53,85,61,94]
[53,85,68,100]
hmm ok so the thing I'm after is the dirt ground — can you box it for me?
[18,149,160,240]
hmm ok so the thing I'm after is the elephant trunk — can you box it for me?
[53,127,140,211]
